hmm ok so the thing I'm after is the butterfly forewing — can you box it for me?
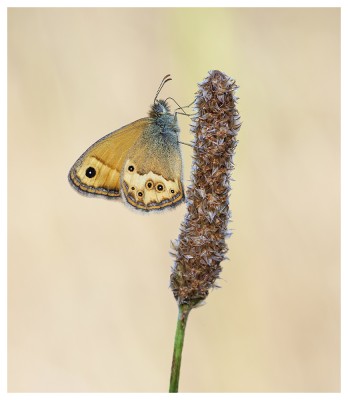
[69,118,150,198]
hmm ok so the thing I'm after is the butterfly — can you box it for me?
[68,75,185,212]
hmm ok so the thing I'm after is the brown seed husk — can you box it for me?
[170,70,241,306]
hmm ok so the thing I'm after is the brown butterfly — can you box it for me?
[68,75,185,212]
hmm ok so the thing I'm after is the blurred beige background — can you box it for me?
[8,8,340,392]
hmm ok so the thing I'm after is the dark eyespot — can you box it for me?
[85,167,96,178]
[131,187,135,190]
[128,165,134,172]
[156,184,164,192]
[138,191,143,197]
[171,189,175,194]
[146,180,154,189]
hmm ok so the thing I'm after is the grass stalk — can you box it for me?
[169,303,192,392]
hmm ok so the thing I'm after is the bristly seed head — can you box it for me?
[170,70,241,307]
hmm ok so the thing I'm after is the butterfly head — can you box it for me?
[149,99,171,118]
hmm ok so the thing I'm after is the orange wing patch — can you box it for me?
[69,118,151,198]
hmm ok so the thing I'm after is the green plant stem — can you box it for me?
[169,303,192,393]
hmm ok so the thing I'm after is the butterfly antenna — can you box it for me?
[154,74,172,104]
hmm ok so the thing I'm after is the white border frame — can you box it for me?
[1,1,345,399]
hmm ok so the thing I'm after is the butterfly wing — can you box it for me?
[69,118,151,199]
[120,124,185,211]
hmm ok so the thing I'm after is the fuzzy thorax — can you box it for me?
[149,99,180,137]
[170,70,241,306]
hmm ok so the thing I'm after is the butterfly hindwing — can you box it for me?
[120,124,185,211]
[69,118,151,198]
